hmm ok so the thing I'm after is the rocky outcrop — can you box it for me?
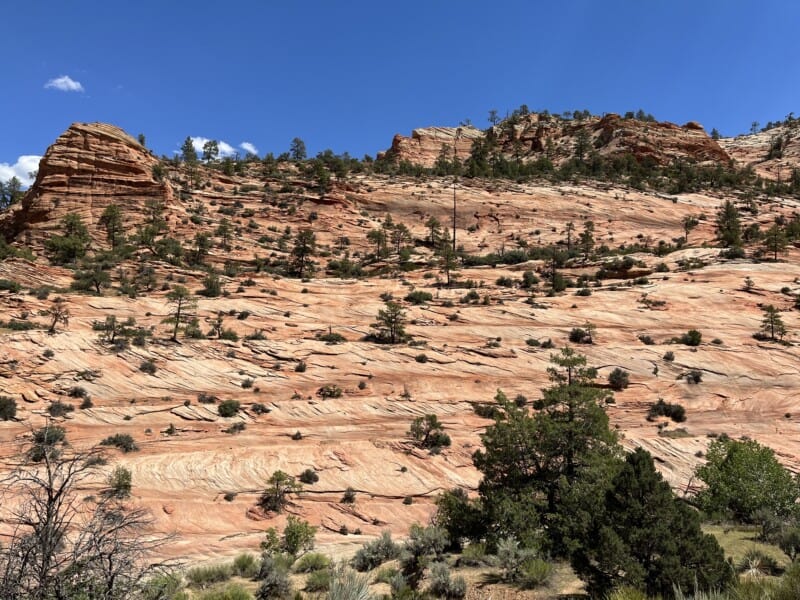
[382,113,732,169]
[378,126,484,168]
[590,114,731,165]
[0,122,172,247]
[719,124,800,180]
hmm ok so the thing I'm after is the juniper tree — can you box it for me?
[164,285,196,341]
[571,448,731,597]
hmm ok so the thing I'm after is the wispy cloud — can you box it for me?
[240,142,259,156]
[0,155,42,187]
[190,136,237,158]
[44,75,84,93]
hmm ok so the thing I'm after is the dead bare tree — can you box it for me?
[0,440,174,599]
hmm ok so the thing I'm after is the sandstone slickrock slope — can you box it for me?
[0,122,172,247]
[381,113,732,168]
[1,121,800,565]
[720,124,800,180]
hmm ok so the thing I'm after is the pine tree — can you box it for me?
[372,301,407,344]
[165,285,196,341]
[291,229,316,278]
[762,224,788,260]
[760,304,787,340]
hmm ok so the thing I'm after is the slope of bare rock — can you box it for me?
[2,122,800,565]
[719,124,800,179]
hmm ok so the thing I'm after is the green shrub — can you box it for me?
[686,370,703,384]
[139,359,157,374]
[327,564,373,600]
[496,537,536,582]
[0,279,21,292]
[0,396,17,420]
[678,329,702,346]
[219,328,239,341]
[304,568,330,592]
[319,331,346,344]
[647,399,686,422]
[218,400,241,418]
[186,563,233,588]
[318,384,342,398]
[415,353,428,363]
[638,334,655,345]
[608,368,630,391]
[458,543,490,567]
[140,572,184,600]
[663,350,675,361]
[405,290,433,305]
[373,566,399,584]
[518,558,553,589]
[352,531,401,571]
[255,555,291,600]
[241,378,254,389]
[198,392,218,404]
[606,587,649,600]
[299,469,319,484]
[198,583,253,600]
[48,400,75,417]
[2,319,39,330]
[294,552,330,573]
[569,327,592,344]
[252,403,270,415]
[29,425,66,461]
[68,386,89,399]
[100,433,139,452]
[232,553,260,579]
[342,487,356,504]
[107,466,132,498]
[428,562,467,599]
[294,361,307,372]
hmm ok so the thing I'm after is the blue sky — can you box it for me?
[3,1,798,185]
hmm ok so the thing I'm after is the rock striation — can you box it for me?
[378,125,484,168]
[382,113,732,169]
[720,124,800,180]
[0,122,172,247]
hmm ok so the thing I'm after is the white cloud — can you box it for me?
[0,155,42,187]
[44,75,84,93]
[240,142,259,156]
[190,136,237,158]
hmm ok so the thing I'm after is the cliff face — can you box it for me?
[382,113,733,169]
[1,122,172,247]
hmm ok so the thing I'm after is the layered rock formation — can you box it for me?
[382,113,732,168]
[378,125,484,168]
[0,122,172,247]
[1,121,800,567]
[720,124,800,180]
